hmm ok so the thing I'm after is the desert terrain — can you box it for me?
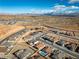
[0,15,79,59]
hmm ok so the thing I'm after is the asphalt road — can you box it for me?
[53,43,79,59]
[38,37,79,59]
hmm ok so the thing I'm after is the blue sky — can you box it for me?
[0,0,79,14]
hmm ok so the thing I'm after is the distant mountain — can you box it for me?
[43,12,79,17]
[17,12,79,17]
[1,11,79,17]
[17,13,45,16]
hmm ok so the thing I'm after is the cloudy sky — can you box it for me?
[0,0,79,14]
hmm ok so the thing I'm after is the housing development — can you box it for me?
[0,16,79,59]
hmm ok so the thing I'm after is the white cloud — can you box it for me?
[53,5,79,10]
[29,9,53,14]
[68,6,79,9]
[52,5,67,11]
[51,5,79,14]
[25,5,79,14]
[69,0,79,3]
[70,6,79,8]
[64,10,75,14]
[53,5,67,10]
